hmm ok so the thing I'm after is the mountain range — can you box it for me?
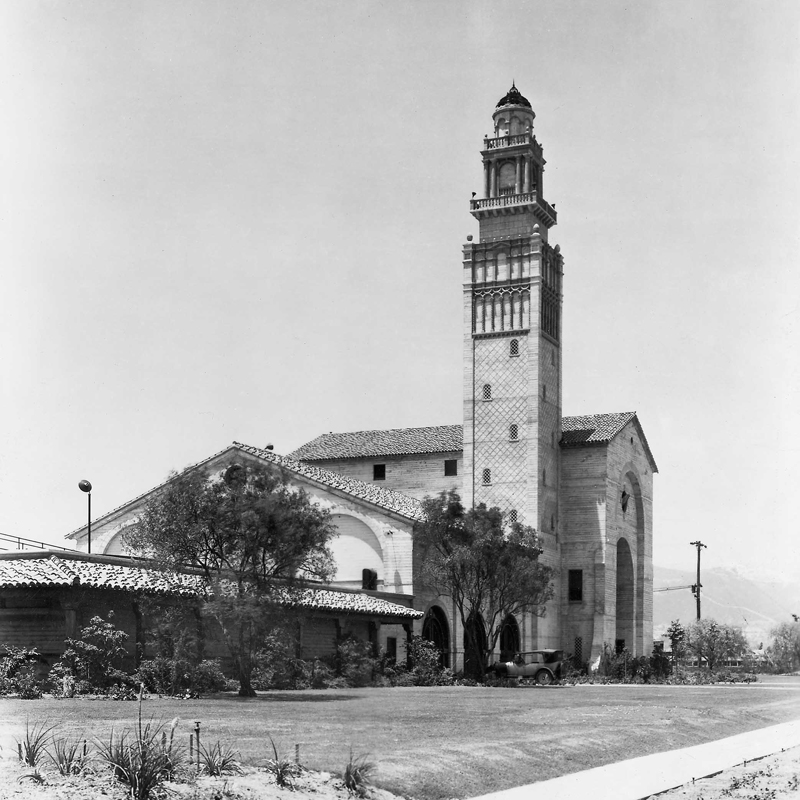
[653,565,800,647]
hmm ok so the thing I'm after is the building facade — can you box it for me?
[40,85,657,673]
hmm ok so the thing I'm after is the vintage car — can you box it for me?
[489,649,565,685]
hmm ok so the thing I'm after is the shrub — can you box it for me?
[96,711,183,800]
[17,718,57,767]
[343,749,375,797]
[252,632,311,690]
[336,637,376,688]
[0,646,45,698]
[406,636,454,686]
[136,657,227,696]
[198,740,242,776]
[266,735,301,789]
[52,614,130,693]
[48,735,92,775]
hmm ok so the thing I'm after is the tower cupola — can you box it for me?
[493,82,535,137]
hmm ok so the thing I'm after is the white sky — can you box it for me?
[1,1,798,581]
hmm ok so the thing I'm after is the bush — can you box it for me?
[51,614,130,693]
[96,710,183,800]
[252,633,312,690]
[136,657,227,696]
[0,646,45,698]
[406,636,454,686]
[336,636,376,688]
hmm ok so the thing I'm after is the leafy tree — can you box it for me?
[664,619,686,668]
[685,618,748,671]
[767,620,800,673]
[125,461,336,696]
[413,490,553,679]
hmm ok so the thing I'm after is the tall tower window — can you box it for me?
[568,570,583,602]
[509,339,519,357]
[482,384,492,401]
[509,424,519,441]
[482,468,491,485]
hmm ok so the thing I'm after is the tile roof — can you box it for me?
[560,412,637,446]
[0,553,422,620]
[0,554,203,596]
[288,425,463,460]
[67,442,424,539]
[233,443,424,521]
[288,415,655,468]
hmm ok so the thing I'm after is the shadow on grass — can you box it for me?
[222,692,359,703]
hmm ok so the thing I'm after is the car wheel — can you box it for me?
[535,670,553,686]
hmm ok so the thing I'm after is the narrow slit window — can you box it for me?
[568,569,583,602]
[482,384,492,401]
[482,468,491,485]
[542,468,547,486]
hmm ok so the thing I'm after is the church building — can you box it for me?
[288,84,658,664]
[2,85,656,674]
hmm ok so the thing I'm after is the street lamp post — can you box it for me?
[79,480,92,554]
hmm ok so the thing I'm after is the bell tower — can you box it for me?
[461,84,563,541]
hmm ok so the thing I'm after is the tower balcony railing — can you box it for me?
[484,133,531,149]
[483,133,543,157]
[470,192,557,223]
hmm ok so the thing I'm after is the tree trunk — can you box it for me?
[237,674,257,697]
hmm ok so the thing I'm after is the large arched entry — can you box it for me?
[463,612,487,678]
[499,614,520,660]
[616,537,635,653]
[421,606,450,668]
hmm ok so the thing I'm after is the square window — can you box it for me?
[568,569,583,602]
[373,464,386,481]
[444,459,458,477]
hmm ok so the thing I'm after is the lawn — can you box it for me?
[1,677,799,799]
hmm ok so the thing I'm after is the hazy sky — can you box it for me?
[1,1,798,581]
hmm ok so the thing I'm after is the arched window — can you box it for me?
[507,509,518,524]
[482,384,492,401]
[509,338,519,357]
[422,606,451,668]
[500,614,521,660]
[482,468,491,485]
[509,424,519,441]
[498,163,515,195]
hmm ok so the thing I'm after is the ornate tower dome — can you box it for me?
[495,82,532,110]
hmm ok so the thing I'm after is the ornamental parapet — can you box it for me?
[470,192,557,226]
[483,133,542,157]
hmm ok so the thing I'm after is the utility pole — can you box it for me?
[689,540,707,620]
